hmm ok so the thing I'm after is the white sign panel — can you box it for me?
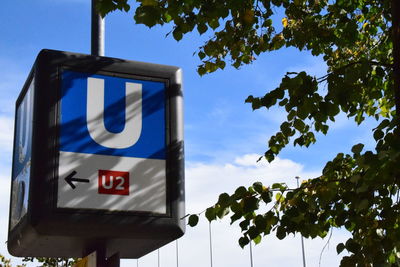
[57,70,167,213]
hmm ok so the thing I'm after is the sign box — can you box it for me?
[8,49,185,259]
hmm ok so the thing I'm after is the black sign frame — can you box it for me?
[8,49,185,259]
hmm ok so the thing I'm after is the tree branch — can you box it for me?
[317,60,393,83]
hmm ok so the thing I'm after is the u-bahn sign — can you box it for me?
[8,49,185,259]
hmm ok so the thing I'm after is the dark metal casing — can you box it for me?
[8,49,185,258]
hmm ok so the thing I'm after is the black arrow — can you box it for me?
[64,170,90,189]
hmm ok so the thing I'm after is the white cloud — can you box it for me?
[186,154,319,212]
[234,153,261,166]
[119,153,345,267]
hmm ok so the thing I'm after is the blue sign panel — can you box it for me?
[10,78,34,230]
[60,70,166,159]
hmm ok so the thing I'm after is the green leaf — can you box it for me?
[350,174,361,183]
[217,207,230,219]
[217,193,231,207]
[280,121,292,136]
[243,196,259,213]
[261,191,272,204]
[230,212,242,224]
[373,129,384,141]
[239,219,250,231]
[134,6,159,27]
[336,243,345,254]
[247,226,259,239]
[205,207,216,222]
[253,235,262,244]
[209,19,220,30]
[294,118,305,132]
[198,66,207,76]
[254,215,267,230]
[197,23,208,35]
[239,236,249,248]
[234,186,247,199]
[355,199,369,212]
[345,221,356,231]
[123,4,130,12]
[230,201,241,213]
[297,107,309,120]
[265,150,275,162]
[345,238,360,253]
[217,60,226,70]
[172,28,183,41]
[141,0,157,6]
[276,226,286,240]
[188,214,199,227]
[163,12,172,22]
[271,183,285,190]
[351,143,364,155]
[253,182,264,193]
[198,51,206,60]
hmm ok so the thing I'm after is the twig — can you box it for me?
[319,228,333,267]
[317,60,393,83]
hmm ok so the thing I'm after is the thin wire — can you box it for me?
[209,222,214,267]
[176,239,179,267]
[249,241,254,267]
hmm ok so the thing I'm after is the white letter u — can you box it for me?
[86,77,142,149]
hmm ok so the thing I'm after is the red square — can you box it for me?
[98,170,130,196]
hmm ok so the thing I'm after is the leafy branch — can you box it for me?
[95,0,400,265]
[317,60,393,83]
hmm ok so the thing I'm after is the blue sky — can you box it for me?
[0,1,378,266]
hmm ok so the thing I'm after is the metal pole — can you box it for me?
[91,0,105,56]
[176,239,179,267]
[158,249,160,267]
[295,176,307,267]
[209,222,213,267]
[106,253,120,267]
[249,241,254,267]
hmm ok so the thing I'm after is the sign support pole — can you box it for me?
[90,3,117,266]
[91,0,105,56]
[80,246,120,267]
[95,249,120,267]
